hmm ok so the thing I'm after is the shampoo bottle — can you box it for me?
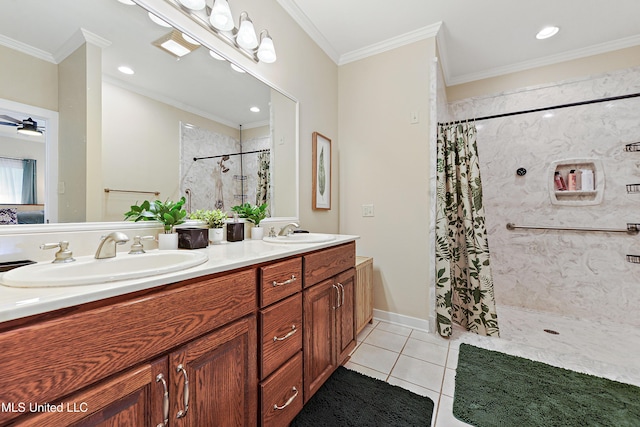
[554,171,567,191]
[567,170,577,191]
[581,169,594,191]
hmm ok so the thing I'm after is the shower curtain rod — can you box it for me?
[438,91,640,126]
[193,148,270,162]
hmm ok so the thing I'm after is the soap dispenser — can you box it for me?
[226,213,244,242]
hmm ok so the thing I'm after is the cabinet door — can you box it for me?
[11,359,167,427]
[170,315,257,427]
[302,278,336,402]
[335,268,356,365]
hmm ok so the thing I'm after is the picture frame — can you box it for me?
[312,132,331,210]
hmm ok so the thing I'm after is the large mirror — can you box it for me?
[0,0,298,227]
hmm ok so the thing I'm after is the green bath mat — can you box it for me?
[453,343,640,427]
[291,366,434,427]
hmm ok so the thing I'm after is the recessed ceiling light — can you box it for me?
[148,12,172,28]
[209,50,225,61]
[230,63,246,73]
[536,26,559,40]
[118,65,135,75]
[250,106,260,113]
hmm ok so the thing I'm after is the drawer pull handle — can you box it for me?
[332,284,339,309]
[155,373,169,427]
[274,386,299,410]
[274,325,297,342]
[272,274,297,287]
[176,364,190,419]
[337,282,345,307]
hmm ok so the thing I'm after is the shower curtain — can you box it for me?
[256,151,271,214]
[435,122,499,337]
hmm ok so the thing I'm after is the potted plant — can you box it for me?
[231,202,268,240]
[190,209,228,244]
[124,197,187,249]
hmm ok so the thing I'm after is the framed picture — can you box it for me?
[312,132,331,210]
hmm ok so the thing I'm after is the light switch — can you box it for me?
[362,204,374,217]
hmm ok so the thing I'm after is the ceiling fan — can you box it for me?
[0,114,45,136]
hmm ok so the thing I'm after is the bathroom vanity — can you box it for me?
[0,236,356,426]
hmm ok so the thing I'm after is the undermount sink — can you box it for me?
[263,233,336,244]
[0,250,208,288]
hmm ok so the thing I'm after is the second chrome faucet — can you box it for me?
[95,232,130,259]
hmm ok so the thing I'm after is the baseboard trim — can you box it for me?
[372,309,431,333]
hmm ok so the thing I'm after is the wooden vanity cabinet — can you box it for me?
[0,269,258,427]
[302,242,356,403]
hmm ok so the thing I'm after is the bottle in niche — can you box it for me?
[567,170,577,191]
[554,171,567,191]
[581,169,594,191]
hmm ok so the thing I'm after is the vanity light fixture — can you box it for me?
[153,30,201,58]
[17,118,43,136]
[230,63,246,73]
[209,50,225,60]
[177,0,206,10]
[164,0,277,64]
[117,0,136,5]
[536,26,560,40]
[148,12,172,28]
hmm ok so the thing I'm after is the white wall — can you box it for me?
[339,39,434,326]
[449,66,640,326]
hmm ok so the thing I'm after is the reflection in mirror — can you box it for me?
[0,0,298,228]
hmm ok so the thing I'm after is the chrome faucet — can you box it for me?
[95,232,130,259]
[278,222,300,236]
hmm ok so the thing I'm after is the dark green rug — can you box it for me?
[454,344,640,427]
[290,366,434,426]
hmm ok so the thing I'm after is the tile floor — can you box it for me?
[344,305,640,427]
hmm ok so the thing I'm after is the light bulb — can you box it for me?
[210,0,234,32]
[257,32,276,63]
[177,0,206,11]
[236,12,258,49]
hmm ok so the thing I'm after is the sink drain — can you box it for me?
[544,329,559,335]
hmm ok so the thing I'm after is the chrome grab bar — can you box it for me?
[506,222,640,235]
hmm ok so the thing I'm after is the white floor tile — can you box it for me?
[402,337,449,366]
[375,321,413,336]
[435,395,474,427]
[344,362,388,381]
[363,328,409,352]
[410,329,451,348]
[349,342,399,374]
[441,368,456,397]
[390,354,445,392]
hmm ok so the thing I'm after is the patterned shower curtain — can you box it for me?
[256,150,271,214]
[435,122,499,338]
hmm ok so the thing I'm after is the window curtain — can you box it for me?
[21,159,37,204]
[0,157,24,204]
[256,150,271,214]
[435,122,499,338]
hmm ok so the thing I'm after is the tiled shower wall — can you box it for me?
[448,66,640,326]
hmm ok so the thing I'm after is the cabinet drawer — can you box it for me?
[303,242,355,288]
[260,293,302,379]
[260,352,303,427]
[260,257,302,307]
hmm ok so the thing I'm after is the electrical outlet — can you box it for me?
[410,111,419,124]
[362,204,374,217]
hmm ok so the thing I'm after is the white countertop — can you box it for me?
[0,235,358,323]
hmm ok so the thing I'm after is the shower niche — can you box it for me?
[548,158,604,206]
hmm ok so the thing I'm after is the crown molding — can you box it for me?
[53,28,112,64]
[275,0,340,63]
[339,21,442,65]
[446,33,640,86]
[0,34,56,63]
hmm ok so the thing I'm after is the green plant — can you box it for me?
[124,197,187,233]
[231,202,268,226]
[189,209,227,228]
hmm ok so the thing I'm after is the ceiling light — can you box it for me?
[209,50,226,60]
[117,0,136,5]
[118,65,135,75]
[257,30,276,63]
[177,0,206,10]
[182,33,200,45]
[148,12,172,28]
[153,30,200,58]
[250,106,260,113]
[230,63,246,73]
[536,26,559,40]
[210,0,234,32]
[17,118,43,136]
[237,12,258,49]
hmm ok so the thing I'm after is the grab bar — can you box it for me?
[506,222,640,235]
[104,188,160,196]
